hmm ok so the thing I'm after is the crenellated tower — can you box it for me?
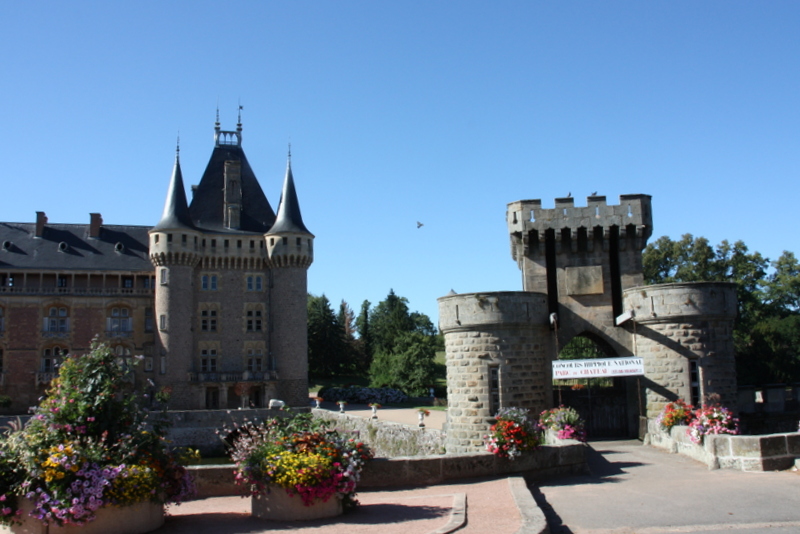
[265,153,314,407]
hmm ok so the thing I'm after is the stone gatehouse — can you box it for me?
[438,195,737,454]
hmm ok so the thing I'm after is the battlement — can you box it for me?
[508,194,652,234]
[508,194,653,259]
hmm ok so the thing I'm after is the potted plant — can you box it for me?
[656,399,694,432]
[337,400,347,413]
[417,409,430,427]
[227,412,372,521]
[687,404,739,444]
[539,406,587,442]
[484,407,543,459]
[312,396,324,409]
[0,341,194,533]
[368,403,381,419]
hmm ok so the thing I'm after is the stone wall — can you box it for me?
[189,440,588,498]
[312,409,445,457]
[623,282,737,417]
[438,291,552,454]
[646,420,800,471]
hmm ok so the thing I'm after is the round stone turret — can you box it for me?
[623,282,737,417]
[438,291,551,454]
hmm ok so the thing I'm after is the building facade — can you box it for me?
[0,118,313,412]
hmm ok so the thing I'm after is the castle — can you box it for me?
[439,195,737,453]
[0,116,313,411]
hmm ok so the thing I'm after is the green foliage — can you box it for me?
[558,336,606,360]
[0,341,193,527]
[307,294,349,377]
[369,332,437,396]
[643,235,800,386]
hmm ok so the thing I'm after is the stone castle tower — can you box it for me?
[149,115,313,410]
[439,195,737,453]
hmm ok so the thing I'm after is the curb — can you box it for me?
[508,477,550,534]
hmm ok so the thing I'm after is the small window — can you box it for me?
[144,357,154,372]
[57,276,68,288]
[201,309,218,332]
[159,314,166,331]
[211,239,217,248]
[201,274,218,291]
[154,235,160,244]
[167,234,173,243]
[255,276,263,291]
[282,237,288,246]
[201,349,218,372]
[160,269,168,285]
[224,239,229,248]
[144,308,154,333]
[122,277,133,289]
[182,234,187,245]
[250,240,255,249]
[246,309,263,332]
[237,240,242,249]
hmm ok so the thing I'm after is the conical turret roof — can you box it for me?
[268,157,312,235]
[153,152,195,231]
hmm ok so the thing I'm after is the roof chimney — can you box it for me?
[89,213,103,238]
[35,211,47,238]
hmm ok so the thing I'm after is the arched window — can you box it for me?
[42,346,68,373]
[107,307,132,333]
[44,307,69,333]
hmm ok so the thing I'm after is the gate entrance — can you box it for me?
[554,336,635,439]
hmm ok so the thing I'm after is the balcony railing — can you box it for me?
[36,372,57,385]
[187,370,278,383]
[105,330,133,338]
[0,287,154,297]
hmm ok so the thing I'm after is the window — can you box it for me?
[57,276,68,288]
[201,274,218,291]
[160,269,168,285]
[107,307,132,333]
[144,357,154,372]
[250,240,255,250]
[114,345,131,356]
[246,309,262,332]
[0,307,4,332]
[142,277,153,289]
[159,314,166,331]
[489,365,500,415]
[201,349,217,372]
[246,275,263,291]
[201,309,218,332]
[42,346,67,373]
[122,277,133,289]
[247,348,263,372]
[44,307,69,333]
[144,308,154,332]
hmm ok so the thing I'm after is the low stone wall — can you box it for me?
[646,420,800,471]
[312,408,445,457]
[188,440,588,498]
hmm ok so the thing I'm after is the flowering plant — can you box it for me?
[485,408,543,460]
[687,404,739,444]
[656,399,694,432]
[0,341,194,527]
[539,406,587,442]
[227,412,372,510]
[417,409,430,417]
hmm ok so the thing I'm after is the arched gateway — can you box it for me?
[438,195,737,454]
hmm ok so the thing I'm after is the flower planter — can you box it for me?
[0,500,164,534]
[252,488,342,521]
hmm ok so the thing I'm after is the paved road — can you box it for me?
[534,440,800,534]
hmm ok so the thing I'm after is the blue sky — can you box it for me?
[2,2,798,323]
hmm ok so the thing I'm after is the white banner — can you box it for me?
[552,357,644,379]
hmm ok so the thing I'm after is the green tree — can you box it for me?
[369,289,416,354]
[307,294,348,377]
[643,235,799,386]
[355,300,373,369]
[369,332,437,396]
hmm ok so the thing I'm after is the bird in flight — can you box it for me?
[417,221,424,228]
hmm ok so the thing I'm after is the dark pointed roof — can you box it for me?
[153,153,195,231]
[267,158,312,235]
[188,144,275,233]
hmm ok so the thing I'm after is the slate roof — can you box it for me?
[188,144,276,233]
[0,223,152,272]
[268,159,312,235]
[153,154,195,231]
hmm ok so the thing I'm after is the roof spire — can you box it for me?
[176,132,180,159]
[267,151,311,235]
[237,101,243,133]
[153,147,195,231]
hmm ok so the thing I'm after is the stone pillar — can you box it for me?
[438,291,552,454]
[623,282,737,418]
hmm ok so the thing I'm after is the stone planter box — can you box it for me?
[252,488,342,521]
[646,419,800,471]
[0,500,164,534]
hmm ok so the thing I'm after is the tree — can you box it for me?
[355,300,373,370]
[369,332,437,396]
[307,294,348,377]
[642,235,800,386]
[369,289,415,354]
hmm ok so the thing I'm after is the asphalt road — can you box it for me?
[533,440,800,534]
